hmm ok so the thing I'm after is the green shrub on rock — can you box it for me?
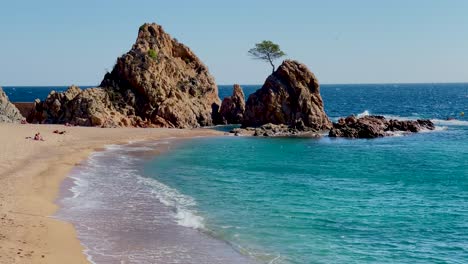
[148,49,158,59]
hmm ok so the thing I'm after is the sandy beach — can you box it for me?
[0,123,222,264]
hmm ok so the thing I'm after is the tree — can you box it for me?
[248,40,286,73]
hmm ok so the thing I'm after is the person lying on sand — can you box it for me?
[53,130,67,134]
[33,133,44,141]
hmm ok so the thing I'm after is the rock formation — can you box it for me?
[28,23,220,128]
[0,86,23,123]
[99,23,220,128]
[242,60,331,131]
[230,123,322,137]
[218,84,245,124]
[329,115,435,138]
[27,85,142,127]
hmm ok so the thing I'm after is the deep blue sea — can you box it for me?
[46,83,468,263]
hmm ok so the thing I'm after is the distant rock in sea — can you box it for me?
[241,60,332,133]
[217,84,245,124]
[0,86,23,123]
[329,115,435,138]
[28,22,220,128]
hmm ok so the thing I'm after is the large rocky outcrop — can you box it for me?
[99,23,220,128]
[27,85,140,127]
[218,84,245,124]
[28,23,220,128]
[0,86,23,123]
[242,60,331,131]
[329,115,435,138]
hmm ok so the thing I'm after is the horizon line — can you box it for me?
[3,81,468,87]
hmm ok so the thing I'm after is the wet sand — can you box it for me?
[0,123,222,264]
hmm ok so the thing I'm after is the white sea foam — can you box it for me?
[56,141,257,264]
[69,176,88,199]
[356,110,371,118]
[431,119,468,126]
[384,131,407,137]
[175,210,205,229]
[137,176,205,229]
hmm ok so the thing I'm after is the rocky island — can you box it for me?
[228,60,332,136]
[329,115,435,138]
[28,23,220,128]
[21,22,436,139]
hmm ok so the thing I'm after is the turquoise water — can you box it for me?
[139,84,468,263]
[143,131,467,263]
[51,83,467,263]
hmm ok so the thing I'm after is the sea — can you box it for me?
[4,84,468,263]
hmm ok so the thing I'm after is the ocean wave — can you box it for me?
[137,176,205,229]
[431,119,468,126]
[356,110,371,118]
[355,110,419,121]
[383,131,407,137]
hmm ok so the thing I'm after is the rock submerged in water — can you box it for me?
[242,60,332,132]
[28,23,220,128]
[0,86,23,123]
[329,115,435,138]
[230,123,322,137]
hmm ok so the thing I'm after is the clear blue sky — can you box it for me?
[1,0,467,85]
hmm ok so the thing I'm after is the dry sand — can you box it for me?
[0,123,223,263]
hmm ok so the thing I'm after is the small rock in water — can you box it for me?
[329,115,435,138]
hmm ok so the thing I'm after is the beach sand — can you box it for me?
[0,123,222,264]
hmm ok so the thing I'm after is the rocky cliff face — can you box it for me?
[100,23,220,128]
[0,87,23,123]
[27,85,144,127]
[28,23,220,128]
[242,60,331,131]
[329,115,435,138]
[218,84,245,124]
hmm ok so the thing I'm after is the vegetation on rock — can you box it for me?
[248,40,286,73]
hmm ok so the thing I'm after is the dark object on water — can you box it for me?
[329,115,435,138]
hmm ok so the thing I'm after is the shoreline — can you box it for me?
[0,123,223,264]
[55,138,259,264]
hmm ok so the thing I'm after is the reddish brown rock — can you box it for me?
[218,84,245,124]
[27,85,129,127]
[28,23,221,128]
[100,23,220,128]
[242,60,331,131]
[329,115,435,138]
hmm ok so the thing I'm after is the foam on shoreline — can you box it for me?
[55,140,258,264]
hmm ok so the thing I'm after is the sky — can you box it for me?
[1,0,467,85]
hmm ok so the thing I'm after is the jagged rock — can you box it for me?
[329,115,435,138]
[28,23,221,128]
[0,86,23,123]
[99,23,220,128]
[27,86,131,127]
[230,123,322,137]
[218,84,245,124]
[242,60,331,131]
